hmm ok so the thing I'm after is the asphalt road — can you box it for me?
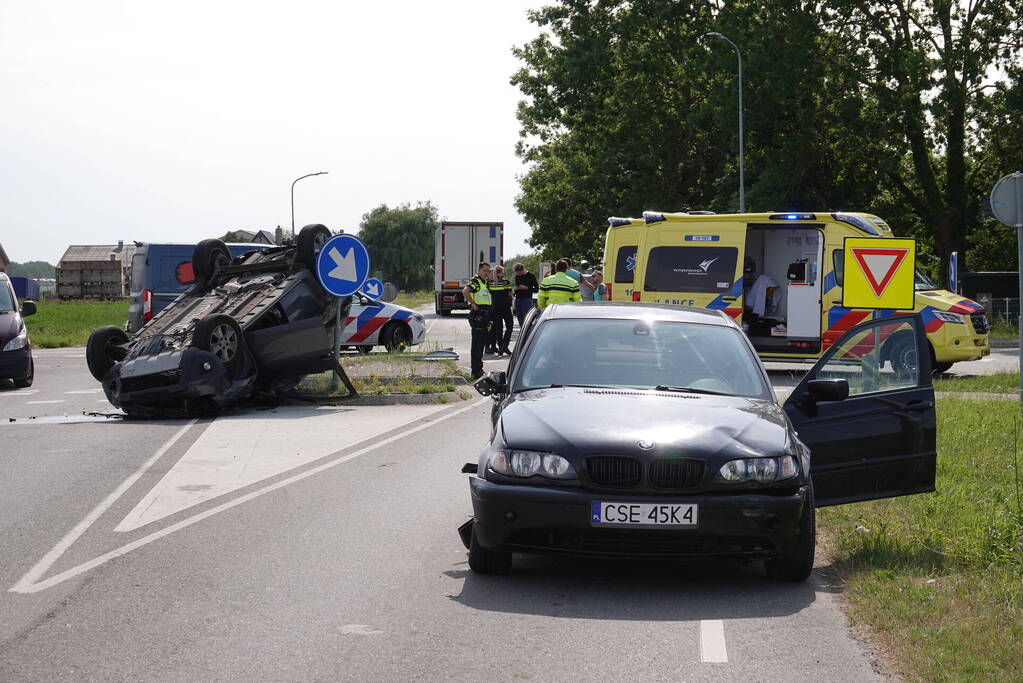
[0,318,1016,681]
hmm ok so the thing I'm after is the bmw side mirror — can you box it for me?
[21,301,37,317]
[807,378,849,403]
[474,371,507,397]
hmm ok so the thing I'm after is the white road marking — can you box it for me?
[115,403,453,532]
[0,390,38,397]
[25,400,65,405]
[11,400,486,593]
[9,420,197,594]
[66,390,103,394]
[699,619,728,663]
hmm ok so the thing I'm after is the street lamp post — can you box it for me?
[291,171,329,235]
[702,32,745,213]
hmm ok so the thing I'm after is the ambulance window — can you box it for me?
[644,247,738,293]
[832,250,844,287]
[614,246,638,283]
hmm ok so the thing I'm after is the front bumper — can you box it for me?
[103,347,246,413]
[469,477,808,560]
[0,346,32,380]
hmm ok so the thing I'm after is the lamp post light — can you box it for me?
[702,32,745,213]
[291,171,329,235]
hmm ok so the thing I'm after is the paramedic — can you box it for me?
[538,260,582,310]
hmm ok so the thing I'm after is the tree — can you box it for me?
[6,261,56,278]
[357,202,438,291]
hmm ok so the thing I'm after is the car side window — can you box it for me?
[279,282,323,321]
[832,250,844,287]
[815,317,919,396]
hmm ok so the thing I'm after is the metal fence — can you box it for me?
[976,295,1020,328]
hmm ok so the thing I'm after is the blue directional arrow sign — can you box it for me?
[361,277,384,299]
[315,234,371,297]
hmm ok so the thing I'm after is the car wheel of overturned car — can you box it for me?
[382,321,412,352]
[297,224,332,272]
[766,482,815,582]
[86,325,130,381]
[13,358,34,388]
[468,524,512,574]
[193,315,245,375]
[192,239,232,287]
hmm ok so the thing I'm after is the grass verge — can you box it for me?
[25,300,129,348]
[819,397,1023,680]
[934,371,1019,394]
[392,290,434,309]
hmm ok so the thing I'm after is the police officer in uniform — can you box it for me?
[487,265,514,356]
[462,262,493,380]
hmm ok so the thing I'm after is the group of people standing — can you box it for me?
[462,258,608,379]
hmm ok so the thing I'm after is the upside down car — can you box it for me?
[87,224,359,416]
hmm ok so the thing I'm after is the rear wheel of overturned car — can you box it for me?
[13,357,34,388]
[382,321,412,352]
[193,315,245,375]
[86,326,130,381]
[766,483,815,582]
[297,224,332,272]
[468,525,512,574]
[193,239,232,287]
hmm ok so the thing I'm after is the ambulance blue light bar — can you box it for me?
[643,211,666,224]
[608,217,633,227]
[769,213,817,221]
[831,213,881,236]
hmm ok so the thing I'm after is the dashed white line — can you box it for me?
[25,400,65,405]
[66,390,103,394]
[700,620,728,663]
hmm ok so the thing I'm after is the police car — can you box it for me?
[342,294,426,353]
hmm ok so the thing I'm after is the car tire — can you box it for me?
[13,357,34,388]
[468,525,512,574]
[887,335,918,375]
[933,361,953,374]
[766,483,815,582]
[439,306,451,317]
[356,345,372,355]
[86,326,130,381]
[297,224,332,272]
[382,321,412,352]
[192,239,231,287]
[192,315,245,375]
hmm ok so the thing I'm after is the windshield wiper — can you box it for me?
[654,384,731,396]
[514,383,621,393]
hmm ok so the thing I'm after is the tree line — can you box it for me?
[511,0,1022,280]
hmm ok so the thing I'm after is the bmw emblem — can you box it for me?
[638,439,654,450]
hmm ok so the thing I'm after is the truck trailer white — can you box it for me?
[434,221,503,316]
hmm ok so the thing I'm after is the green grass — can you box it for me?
[819,397,1023,680]
[988,318,1018,339]
[24,300,129,348]
[934,371,1020,394]
[392,290,434,309]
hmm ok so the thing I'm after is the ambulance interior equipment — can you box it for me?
[742,226,822,354]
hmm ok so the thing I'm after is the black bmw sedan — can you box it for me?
[461,303,937,581]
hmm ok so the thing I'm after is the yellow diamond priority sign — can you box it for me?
[842,237,915,310]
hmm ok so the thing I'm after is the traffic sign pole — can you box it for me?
[989,171,1023,408]
[314,233,372,394]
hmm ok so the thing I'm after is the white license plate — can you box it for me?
[591,502,698,528]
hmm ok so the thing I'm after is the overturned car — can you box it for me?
[87,225,375,416]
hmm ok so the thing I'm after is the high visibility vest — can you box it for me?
[538,272,582,309]
[468,276,492,306]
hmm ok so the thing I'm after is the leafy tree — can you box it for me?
[357,202,438,291]
[6,261,56,278]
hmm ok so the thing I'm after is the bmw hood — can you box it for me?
[500,387,794,460]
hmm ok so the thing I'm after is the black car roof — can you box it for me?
[542,302,733,325]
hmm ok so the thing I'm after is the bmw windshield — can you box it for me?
[514,318,771,399]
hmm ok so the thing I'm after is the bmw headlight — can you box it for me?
[2,327,28,352]
[489,450,575,479]
[933,311,964,323]
[716,456,798,483]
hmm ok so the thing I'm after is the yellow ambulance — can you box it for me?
[602,211,990,373]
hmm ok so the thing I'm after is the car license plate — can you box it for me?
[591,502,697,528]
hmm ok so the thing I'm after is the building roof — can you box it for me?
[59,244,137,265]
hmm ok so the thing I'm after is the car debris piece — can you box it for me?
[86,225,362,417]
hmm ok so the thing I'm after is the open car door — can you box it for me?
[783,313,936,507]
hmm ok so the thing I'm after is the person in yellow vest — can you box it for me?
[462,262,493,379]
[538,260,582,310]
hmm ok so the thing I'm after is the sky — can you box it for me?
[0,0,548,264]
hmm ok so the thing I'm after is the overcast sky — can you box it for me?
[1,0,547,264]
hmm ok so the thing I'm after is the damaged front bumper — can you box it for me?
[103,347,253,415]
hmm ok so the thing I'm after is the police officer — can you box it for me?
[462,262,493,380]
[488,265,514,356]
[538,259,582,309]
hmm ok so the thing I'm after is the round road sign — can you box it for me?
[315,234,370,297]
[990,172,1023,228]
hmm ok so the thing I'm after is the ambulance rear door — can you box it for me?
[603,218,645,301]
